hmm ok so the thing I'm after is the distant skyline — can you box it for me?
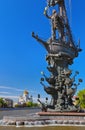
[0,0,85,102]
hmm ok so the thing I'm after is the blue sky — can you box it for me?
[0,0,85,102]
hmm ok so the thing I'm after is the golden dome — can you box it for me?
[24,90,29,95]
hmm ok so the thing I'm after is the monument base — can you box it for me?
[38,111,85,116]
[1,111,85,127]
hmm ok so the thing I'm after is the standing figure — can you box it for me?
[44,7,64,41]
[48,0,64,7]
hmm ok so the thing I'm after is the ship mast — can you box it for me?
[32,0,82,112]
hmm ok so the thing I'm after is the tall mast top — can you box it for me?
[32,0,81,58]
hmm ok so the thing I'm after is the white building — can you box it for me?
[18,90,33,104]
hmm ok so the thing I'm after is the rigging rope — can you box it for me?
[69,0,72,27]
[46,0,52,29]
[65,0,72,26]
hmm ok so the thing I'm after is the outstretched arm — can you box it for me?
[44,7,51,19]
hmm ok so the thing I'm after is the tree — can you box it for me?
[26,101,33,107]
[26,101,39,107]
[0,98,4,107]
[77,89,85,109]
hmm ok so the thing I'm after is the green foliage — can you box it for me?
[26,102,33,107]
[14,102,39,108]
[26,102,38,107]
[0,98,4,103]
[0,98,7,108]
[0,98,4,107]
[77,89,85,109]
[3,102,7,107]
[33,103,39,107]
[14,104,20,107]
[0,102,2,107]
[14,103,26,107]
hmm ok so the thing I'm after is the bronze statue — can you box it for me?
[48,0,64,7]
[44,7,64,40]
[32,0,82,112]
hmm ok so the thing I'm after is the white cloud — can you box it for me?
[0,95,18,99]
[0,92,11,95]
[0,86,38,93]
[0,86,24,92]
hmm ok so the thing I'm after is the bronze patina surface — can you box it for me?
[32,0,82,112]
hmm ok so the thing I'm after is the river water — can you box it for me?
[0,126,85,130]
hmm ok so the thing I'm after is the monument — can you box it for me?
[32,0,82,112]
[1,1,85,128]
